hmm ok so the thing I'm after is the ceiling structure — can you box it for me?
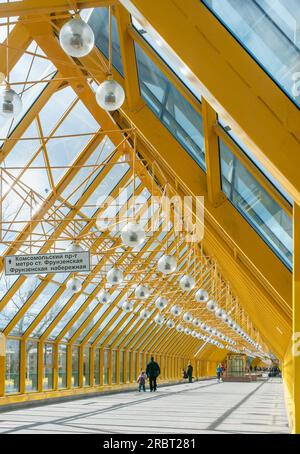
[0,0,297,407]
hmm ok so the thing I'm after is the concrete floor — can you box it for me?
[0,378,289,434]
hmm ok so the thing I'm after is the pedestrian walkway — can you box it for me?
[0,378,289,434]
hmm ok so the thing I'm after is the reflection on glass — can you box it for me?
[133,351,137,381]
[202,0,300,106]
[43,343,54,390]
[26,341,38,391]
[83,346,90,387]
[72,346,79,387]
[94,348,100,385]
[112,350,117,384]
[120,350,124,384]
[126,351,130,383]
[104,349,109,385]
[5,339,20,394]
[58,344,67,389]
[135,43,206,169]
[219,140,292,268]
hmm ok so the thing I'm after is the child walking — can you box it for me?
[137,370,147,392]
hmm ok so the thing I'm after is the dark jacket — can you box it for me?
[187,365,193,378]
[146,360,160,378]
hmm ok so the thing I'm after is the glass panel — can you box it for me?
[133,352,137,381]
[202,0,300,106]
[43,343,54,390]
[120,350,124,384]
[58,344,67,389]
[103,349,109,384]
[126,351,130,383]
[94,348,100,385]
[135,43,206,169]
[72,346,79,387]
[83,346,90,386]
[219,139,292,268]
[112,350,117,384]
[5,339,20,394]
[88,7,124,76]
[26,341,38,392]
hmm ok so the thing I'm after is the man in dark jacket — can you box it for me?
[187,363,193,383]
[146,357,160,392]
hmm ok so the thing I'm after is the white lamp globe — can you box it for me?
[200,322,208,331]
[135,284,150,300]
[215,308,224,319]
[184,327,191,335]
[167,320,175,329]
[183,312,193,323]
[192,318,200,327]
[195,289,209,303]
[170,305,181,317]
[59,18,95,57]
[122,301,133,312]
[176,324,184,333]
[0,86,22,118]
[66,277,82,294]
[157,254,177,275]
[140,308,150,319]
[97,289,111,304]
[66,241,84,253]
[206,300,217,311]
[154,314,164,325]
[197,333,203,340]
[121,222,145,248]
[107,267,123,285]
[179,274,195,291]
[155,297,168,311]
[96,79,125,111]
[222,313,229,323]
[191,330,198,338]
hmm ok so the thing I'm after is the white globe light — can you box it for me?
[154,314,164,325]
[157,254,177,275]
[222,313,229,323]
[184,327,191,335]
[122,301,133,312]
[183,312,193,323]
[179,274,195,291]
[167,320,175,329]
[206,300,217,311]
[96,79,125,111]
[121,222,145,248]
[191,330,198,338]
[66,277,82,294]
[107,267,123,285]
[176,324,184,333]
[215,308,224,319]
[59,18,94,57]
[135,284,150,300]
[192,318,200,327]
[200,323,208,331]
[140,308,150,319]
[97,289,111,304]
[0,86,22,118]
[155,297,168,311]
[170,305,181,317]
[66,241,84,253]
[197,333,203,340]
[195,289,209,303]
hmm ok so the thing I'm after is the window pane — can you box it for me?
[202,0,300,106]
[219,139,292,268]
[5,339,20,394]
[120,350,124,384]
[94,348,100,385]
[72,346,79,388]
[103,349,109,384]
[83,346,90,387]
[26,341,38,392]
[43,343,54,390]
[112,350,117,384]
[58,344,67,389]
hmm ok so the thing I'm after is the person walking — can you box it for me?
[137,370,147,392]
[187,363,193,383]
[217,364,223,383]
[146,356,160,392]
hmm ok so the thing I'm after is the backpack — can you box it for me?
[183,371,188,379]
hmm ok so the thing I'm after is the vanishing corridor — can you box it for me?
[0,379,289,434]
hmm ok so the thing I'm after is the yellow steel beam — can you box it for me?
[293,204,300,434]
[122,0,300,205]
[0,23,31,76]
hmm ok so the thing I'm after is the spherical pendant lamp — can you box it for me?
[157,254,177,275]
[97,289,111,304]
[179,274,195,291]
[140,308,150,319]
[170,305,181,317]
[215,308,225,319]
[167,320,175,329]
[96,78,125,111]
[66,241,84,253]
[183,312,193,323]
[66,277,82,294]
[59,18,95,57]
[135,284,150,300]
[122,301,133,312]
[206,300,217,312]
[0,85,22,118]
[195,289,209,303]
[192,318,200,327]
[176,324,184,333]
[121,222,145,248]
[154,314,164,325]
[107,267,123,285]
[155,297,168,311]
[184,327,191,335]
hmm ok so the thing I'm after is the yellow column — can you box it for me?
[37,341,43,392]
[293,204,300,434]
[0,333,6,397]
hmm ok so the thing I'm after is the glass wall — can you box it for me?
[112,350,117,384]
[202,0,300,107]
[134,43,206,170]
[83,347,90,387]
[219,140,293,268]
[120,350,124,384]
[104,349,109,385]
[126,351,131,383]
[58,344,67,389]
[43,343,54,390]
[5,339,20,394]
[94,348,100,385]
[26,341,38,392]
[72,346,79,387]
